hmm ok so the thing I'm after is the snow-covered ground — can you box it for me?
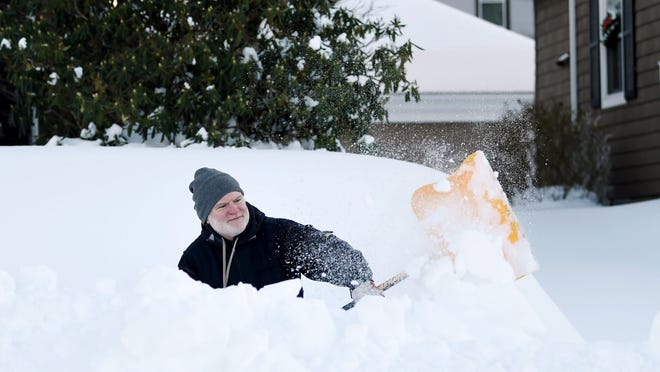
[517,196,660,343]
[1,143,660,371]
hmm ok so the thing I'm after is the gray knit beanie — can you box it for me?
[189,168,244,222]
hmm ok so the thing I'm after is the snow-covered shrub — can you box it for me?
[0,0,419,149]
[102,123,127,146]
[80,122,97,140]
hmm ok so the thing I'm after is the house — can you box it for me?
[436,0,535,38]
[382,0,534,122]
[344,0,536,193]
[534,0,660,202]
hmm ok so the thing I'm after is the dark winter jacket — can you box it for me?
[178,203,373,292]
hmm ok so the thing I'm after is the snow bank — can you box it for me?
[518,197,660,343]
[0,146,658,371]
[1,262,655,371]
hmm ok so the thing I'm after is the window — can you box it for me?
[589,0,636,109]
[479,0,506,27]
[600,0,624,107]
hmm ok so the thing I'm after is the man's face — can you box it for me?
[207,191,249,240]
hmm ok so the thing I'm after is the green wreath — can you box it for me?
[601,12,621,47]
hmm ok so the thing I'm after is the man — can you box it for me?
[178,167,381,301]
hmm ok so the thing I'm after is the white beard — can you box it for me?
[208,210,249,240]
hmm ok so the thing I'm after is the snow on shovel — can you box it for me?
[411,151,539,280]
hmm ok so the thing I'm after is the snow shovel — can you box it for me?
[410,151,538,279]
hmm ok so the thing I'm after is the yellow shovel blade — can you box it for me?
[411,151,538,279]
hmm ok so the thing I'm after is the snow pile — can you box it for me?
[0,262,547,371]
[517,197,660,343]
[1,145,659,371]
[651,314,660,360]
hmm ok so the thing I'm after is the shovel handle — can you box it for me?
[342,272,408,311]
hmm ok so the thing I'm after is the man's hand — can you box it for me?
[350,280,384,302]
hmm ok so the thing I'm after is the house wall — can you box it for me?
[439,0,476,14]
[510,0,536,37]
[535,0,660,202]
[600,0,660,201]
[384,92,533,123]
[534,0,570,106]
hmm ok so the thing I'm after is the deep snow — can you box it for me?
[1,144,660,371]
[517,197,660,343]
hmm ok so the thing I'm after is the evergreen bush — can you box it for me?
[0,0,419,148]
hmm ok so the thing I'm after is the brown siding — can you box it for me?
[575,0,592,107]
[600,1,660,202]
[611,147,660,168]
[535,0,570,106]
[536,0,660,203]
[610,129,660,155]
[610,180,660,200]
[611,164,660,184]
[602,99,660,130]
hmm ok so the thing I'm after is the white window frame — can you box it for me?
[598,0,626,109]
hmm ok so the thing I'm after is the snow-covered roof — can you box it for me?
[341,0,535,92]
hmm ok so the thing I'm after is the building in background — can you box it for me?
[534,0,660,202]
[436,0,535,38]
[343,0,535,122]
[342,0,536,193]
